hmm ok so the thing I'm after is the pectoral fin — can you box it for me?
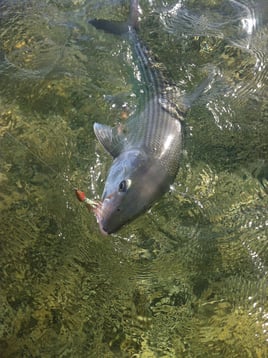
[93,122,124,158]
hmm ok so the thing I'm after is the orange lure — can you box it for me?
[74,189,99,211]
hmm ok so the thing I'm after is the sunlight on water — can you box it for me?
[0,0,268,357]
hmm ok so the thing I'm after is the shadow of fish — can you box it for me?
[90,0,209,234]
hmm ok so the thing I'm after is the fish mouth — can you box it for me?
[92,198,110,235]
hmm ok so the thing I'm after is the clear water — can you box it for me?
[0,0,268,357]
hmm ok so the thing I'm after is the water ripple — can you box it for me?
[160,0,268,116]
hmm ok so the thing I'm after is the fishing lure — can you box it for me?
[74,189,99,210]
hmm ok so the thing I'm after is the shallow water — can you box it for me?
[0,0,268,357]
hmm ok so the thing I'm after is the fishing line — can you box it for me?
[2,108,77,185]
[4,129,99,209]
[5,131,60,177]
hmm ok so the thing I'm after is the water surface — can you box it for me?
[0,0,268,356]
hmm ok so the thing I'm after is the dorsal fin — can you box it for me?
[93,122,125,158]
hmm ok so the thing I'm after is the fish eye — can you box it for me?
[118,180,127,192]
[118,179,131,192]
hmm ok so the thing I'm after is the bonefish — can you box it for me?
[87,0,208,234]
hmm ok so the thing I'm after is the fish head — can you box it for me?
[95,149,169,234]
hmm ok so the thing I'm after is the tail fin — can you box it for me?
[89,0,139,35]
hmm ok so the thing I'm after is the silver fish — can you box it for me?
[90,0,207,234]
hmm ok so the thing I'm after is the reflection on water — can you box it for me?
[0,0,268,356]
